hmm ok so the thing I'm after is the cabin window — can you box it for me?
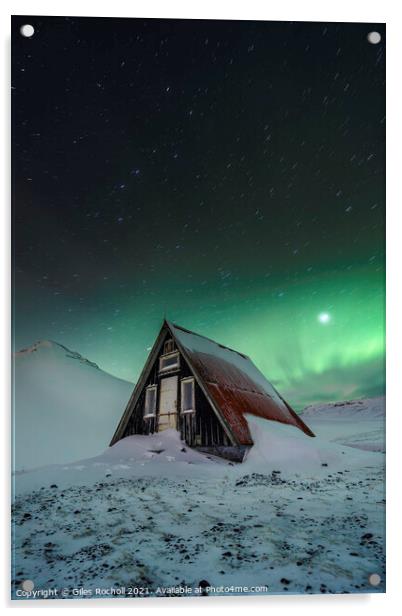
[159,351,180,373]
[144,385,157,418]
[181,377,195,413]
[164,339,175,354]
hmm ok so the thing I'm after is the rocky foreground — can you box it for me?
[12,410,385,599]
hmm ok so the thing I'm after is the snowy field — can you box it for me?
[12,397,385,599]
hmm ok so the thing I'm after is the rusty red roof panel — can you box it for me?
[169,322,314,445]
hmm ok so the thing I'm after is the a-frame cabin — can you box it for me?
[110,320,314,461]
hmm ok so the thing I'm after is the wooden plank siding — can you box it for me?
[120,339,231,450]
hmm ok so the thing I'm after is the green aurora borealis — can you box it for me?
[79,265,386,409]
[15,260,384,410]
[13,18,385,409]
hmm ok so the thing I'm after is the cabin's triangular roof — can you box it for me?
[167,322,314,443]
[110,320,314,447]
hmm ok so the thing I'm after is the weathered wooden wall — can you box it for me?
[120,338,231,450]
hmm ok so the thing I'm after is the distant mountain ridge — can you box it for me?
[300,396,385,453]
[301,396,385,419]
[15,340,101,369]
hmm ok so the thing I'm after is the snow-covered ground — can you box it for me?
[12,397,385,599]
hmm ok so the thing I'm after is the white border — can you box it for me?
[1,1,401,613]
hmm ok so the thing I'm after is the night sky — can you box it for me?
[12,16,385,408]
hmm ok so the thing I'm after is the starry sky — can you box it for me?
[12,16,385,409]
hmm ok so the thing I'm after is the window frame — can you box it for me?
[181,377,195,414]
[164,339,175,354]
[143,384,158,418]
[158,350,180,373]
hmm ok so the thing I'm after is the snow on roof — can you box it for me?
[168,322,315,444]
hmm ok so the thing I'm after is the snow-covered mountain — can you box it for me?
[301,397,385,419]
[300,396,385,453]
[13,340,133,470]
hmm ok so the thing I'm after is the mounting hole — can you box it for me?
[21,579,35,592]
[20,24,35,38]
[367,31,381,45]
[368,573,381,586]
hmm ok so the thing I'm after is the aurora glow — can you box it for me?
[12,17,385,410]
[98,266,385,408]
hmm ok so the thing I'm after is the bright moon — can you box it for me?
[318,312,331,324]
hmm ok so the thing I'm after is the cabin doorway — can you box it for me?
[158,376,178,431]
